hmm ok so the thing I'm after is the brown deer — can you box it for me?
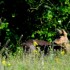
[52,29,70,54]
[22,39,51,55]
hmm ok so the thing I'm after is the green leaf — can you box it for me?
[47,10,53,20]
[0,22,9,29]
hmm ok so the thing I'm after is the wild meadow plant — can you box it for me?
[0,47,70,70]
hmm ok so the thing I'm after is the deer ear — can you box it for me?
[62,29,67,36]
[56,29,62,34]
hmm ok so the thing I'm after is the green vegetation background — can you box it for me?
[0,0,70,49]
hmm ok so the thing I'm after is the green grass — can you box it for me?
[0,48,70,70]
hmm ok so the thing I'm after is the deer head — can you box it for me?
[52,29,70,53]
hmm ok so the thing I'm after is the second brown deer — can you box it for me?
[52,29,70,54]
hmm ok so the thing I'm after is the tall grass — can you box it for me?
[0,47,70,70]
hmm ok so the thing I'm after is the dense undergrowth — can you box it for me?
[0,46,70,70]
